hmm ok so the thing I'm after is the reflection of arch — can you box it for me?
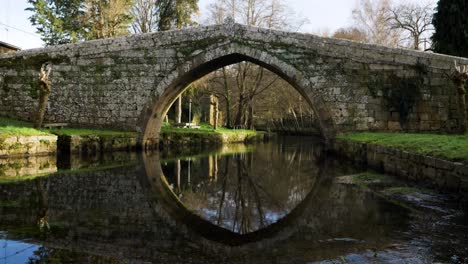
[141,43,336,146]
[140,150,330,246]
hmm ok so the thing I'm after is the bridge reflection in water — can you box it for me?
[0,137,410,263]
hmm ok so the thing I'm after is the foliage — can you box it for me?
[26,0,133,45]
[131,0,158,33]
[339,132,468,162]
[332,27,368,42]
[156,0,199,31]
[84,0,133,39]
[351,0,401,47]
[368,63,427,126]
[432,0,468,57]
[26,0,88,45]
[386,75,422,125]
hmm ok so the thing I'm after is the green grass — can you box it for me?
[48,128,135,136]
[0,117,135,137]
[1,118,257,138]
[161,123,261,135]
[0,118,51,136]
[339,132,468,162]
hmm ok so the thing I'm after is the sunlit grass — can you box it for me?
[339,132,468,162]
[0,117,135,137]
[0,118,50,136]
[161,122,261,135]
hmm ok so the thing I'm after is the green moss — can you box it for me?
[0,172,54,184]
[8,142,23,150]
[28,77,40,99]
[339,132,468,162]
[39,139,51,146]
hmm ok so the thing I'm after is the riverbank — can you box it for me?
[333,132,468,194]
[338,132,468,162]
[0,118,265,157]
[160,123,266,147]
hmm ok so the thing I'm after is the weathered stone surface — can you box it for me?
[330,139,468,194]
[57,134,139,155]
[1,23,467,143]
[0,135,57,157]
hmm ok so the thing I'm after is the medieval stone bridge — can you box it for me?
[0,21,467,145]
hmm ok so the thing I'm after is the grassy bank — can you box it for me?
[338,132,468,162]
[0,118,50,136]
[0,117,135,137]
[161,123,261,135]
[1,118,259,137]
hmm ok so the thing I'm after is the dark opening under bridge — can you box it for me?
[0,21,467,145]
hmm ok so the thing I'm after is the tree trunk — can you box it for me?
[413,34,420,50]
[247,99,254,130]
[176,95,182,123]
[214,99,219,130]
[457,83,467,133]
[34,63,52,129]
[222,67,232,128]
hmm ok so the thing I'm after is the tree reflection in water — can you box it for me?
[162,140,322,234]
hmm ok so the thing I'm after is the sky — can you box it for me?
[0,0,437,50]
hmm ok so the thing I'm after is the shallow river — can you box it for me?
[0,137,467,263]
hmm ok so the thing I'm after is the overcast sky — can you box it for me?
[0,0,437,50]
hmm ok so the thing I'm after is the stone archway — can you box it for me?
[141,43,336,146]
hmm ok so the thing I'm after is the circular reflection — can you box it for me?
[161,142,323,234]
[142,137,329,246]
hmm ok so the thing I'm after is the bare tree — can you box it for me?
[332,27,368,42]
[131,0,158,33]
[352,0,401,47]
[387,1,434,50]
[204,0,307,128]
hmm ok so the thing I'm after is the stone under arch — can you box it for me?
[141,43,336,146]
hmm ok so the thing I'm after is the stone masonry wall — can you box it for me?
[0,135,57,157]
[330,139,468,194]
[0,22,467,137]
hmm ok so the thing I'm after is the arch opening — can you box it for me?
[142,50,336,146]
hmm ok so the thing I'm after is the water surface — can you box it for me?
[0,137,466,263]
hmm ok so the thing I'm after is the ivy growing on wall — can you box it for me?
[367,62,427,126]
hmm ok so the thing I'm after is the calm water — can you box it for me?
[0,137,466,263]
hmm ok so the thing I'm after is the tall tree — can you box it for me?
[156,0,199,31]
[352,0,401,47]
[205,0,305,128]
[131,0,158,33]
[26,0,87,45]
[84,0,133,39]
[332,27,368,42]
[387,1,434,50]
[432,0,468,57]
[157,0,199,123]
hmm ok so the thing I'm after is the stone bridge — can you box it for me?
[0,21,467,145]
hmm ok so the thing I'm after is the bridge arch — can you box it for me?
[141,43,336,146]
